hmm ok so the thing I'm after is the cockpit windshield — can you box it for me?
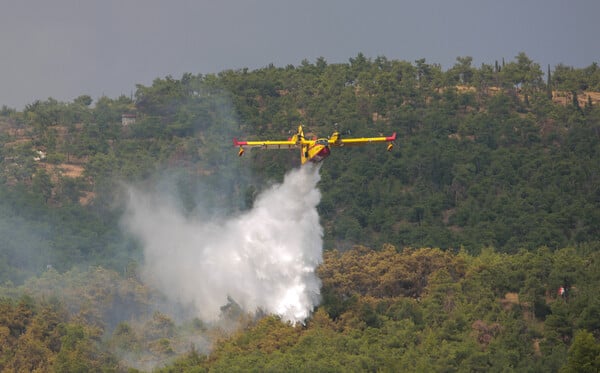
[316,138,329,146]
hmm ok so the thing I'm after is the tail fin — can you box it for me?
[290,124,305,144]
[297,125,305,141]
[295,125,308,164]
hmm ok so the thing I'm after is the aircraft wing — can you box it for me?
[233,139,299,149]
[333,133,397,147]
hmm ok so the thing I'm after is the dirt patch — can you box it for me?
[6,127,30,137]
[585,91,600,104]
[456,85,476,93]
[500,292,519,311]
[552,90,600,106]
[58,164,85,178]
[532,338,541,357]
[3,138,32,147]
[442,208,455,224]
[79,191,95,206]
[43,163,85,179]
[448,85,600,108]
[471,320,501,348]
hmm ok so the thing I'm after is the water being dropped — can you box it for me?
[124,164,323,324]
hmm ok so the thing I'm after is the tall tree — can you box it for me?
[562,330,600,373]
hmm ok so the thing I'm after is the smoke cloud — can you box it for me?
[123,164,323,324]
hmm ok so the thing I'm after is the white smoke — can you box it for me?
[123,165,323,324]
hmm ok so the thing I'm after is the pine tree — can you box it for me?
[547,64,553,100]
[562,330,600,373]
[573,91,581,112]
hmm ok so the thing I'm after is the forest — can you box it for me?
[0,52,599,371]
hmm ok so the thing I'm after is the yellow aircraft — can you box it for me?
[233,125,396,164]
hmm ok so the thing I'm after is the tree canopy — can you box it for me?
[0,52,599,371]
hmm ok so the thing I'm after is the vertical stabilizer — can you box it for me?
[298,125,308,164]
[297,125,305,140]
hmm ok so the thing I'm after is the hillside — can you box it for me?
[0,53,599,371]
[2,56,600,256]
[1,246,599,371]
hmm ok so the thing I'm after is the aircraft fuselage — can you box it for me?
[302,138,331,164]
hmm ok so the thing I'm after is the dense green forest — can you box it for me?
[1,53,600,371]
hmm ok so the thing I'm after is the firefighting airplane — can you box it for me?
[233,125,397,164]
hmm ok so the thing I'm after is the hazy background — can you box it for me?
[1,0,598,109]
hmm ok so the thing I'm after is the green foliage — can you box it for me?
[157,245,600,372]
[3,54,600,255]
[1,53,600,371]
[0,244,599,371]
[0,296,117,372]
[562,330,600,373]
